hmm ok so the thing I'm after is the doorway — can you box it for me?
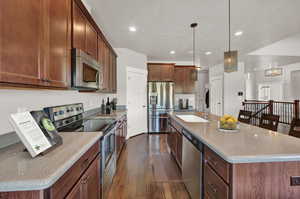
[126,67,148,138]
[210,76,223,116]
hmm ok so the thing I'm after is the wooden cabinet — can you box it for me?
[0,1,44,86]
[204,163,229,199]
[65,177,84,199]
[0,0,116,90]
[147,63,175,81]
[72,1,97,60]
[97,38,117,93]
[72,0,86,52]
[66,155,100,199]
[46,0,71,88]
[0,0,69,88]
[167,119,183,169]
[111,53,117,93]
[85,21,98,60]
[174,66,197,93]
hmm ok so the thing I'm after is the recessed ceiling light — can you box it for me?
[170,51,176,54]
[205,51,212,55]
[129,26,137,32]
[234,31,243,36]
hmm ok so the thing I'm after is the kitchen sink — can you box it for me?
[176,115,208,123]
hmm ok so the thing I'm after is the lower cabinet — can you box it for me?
[167,119,183,169]
[66,155,100,199]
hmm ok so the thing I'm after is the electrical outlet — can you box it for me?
[291,176,300,186]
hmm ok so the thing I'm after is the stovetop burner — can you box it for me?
[44,103,116,133]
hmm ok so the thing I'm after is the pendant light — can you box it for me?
[191,23,199,68]
[264,63,283,77]
[224,0,238,73]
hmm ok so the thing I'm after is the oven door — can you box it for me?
[72,48,103,90]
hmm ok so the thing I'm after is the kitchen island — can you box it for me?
[168,112,300,199]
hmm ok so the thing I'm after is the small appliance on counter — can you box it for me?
[178,98,189,110]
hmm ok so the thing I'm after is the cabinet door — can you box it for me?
[147,64,161,81]
[174,67,185,93]
[160,64,174,81]
[45,0,70,88]
[184,68,196,93]
[83,156,100,199]
[65,180,84,199]
[85,21,98,60]
[111,53,117,93]
[104,44,111,92]
[72,1,86,51]
[0,0,44,86]
[98,37,108,91]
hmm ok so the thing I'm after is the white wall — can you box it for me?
[245,62,300,101]
[209,62,245,117]
[0,89,115,135]
[174,94,196,108]
[115,48,147,105]
[223,62,245,117]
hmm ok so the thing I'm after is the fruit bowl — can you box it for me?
[218,115,239,132]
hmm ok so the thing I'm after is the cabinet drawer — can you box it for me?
[49,141,100,199]
[204,146,230,183]
[204,163,229,199]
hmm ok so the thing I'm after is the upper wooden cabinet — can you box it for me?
[72,1,97,60]
[0,0,70,88]
[147,63,175,82]
[174,66,197,94]
[0,1,44,86]
[46,0,71,88]
[0,0,116,90]
[72,1,86,52]
[85,22,98,59]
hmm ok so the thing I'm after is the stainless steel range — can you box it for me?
[44,103,117,199]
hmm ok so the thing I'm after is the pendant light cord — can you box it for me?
[229,0,231,51]
[193,27,195,66]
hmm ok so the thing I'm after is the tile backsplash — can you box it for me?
[0,89,116,135]
[174,94,195,109]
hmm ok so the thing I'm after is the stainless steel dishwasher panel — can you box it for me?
[182,130,203,199]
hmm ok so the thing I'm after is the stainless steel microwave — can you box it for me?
[71,48,103,90]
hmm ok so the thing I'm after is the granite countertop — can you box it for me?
[85,110,127,121]
[0,132,102,192]
[169,112,300,164]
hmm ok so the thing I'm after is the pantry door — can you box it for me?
[126,67,148,138]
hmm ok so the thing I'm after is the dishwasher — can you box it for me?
[182,128,203,199]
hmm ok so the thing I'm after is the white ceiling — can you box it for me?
[249,33,300,56]
[84,0,300,66]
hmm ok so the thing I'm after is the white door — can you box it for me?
[126,67,148,138]
[258,84,271,101]
[210,76,223,116]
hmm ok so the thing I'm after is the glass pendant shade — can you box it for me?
[224,50,238,73]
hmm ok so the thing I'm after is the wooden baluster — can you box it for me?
[269,100,274,115]
[295,100,299,120]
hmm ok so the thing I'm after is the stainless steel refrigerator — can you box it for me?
[148,82,174,133]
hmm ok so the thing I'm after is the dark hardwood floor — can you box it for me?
[107,134,190,199]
